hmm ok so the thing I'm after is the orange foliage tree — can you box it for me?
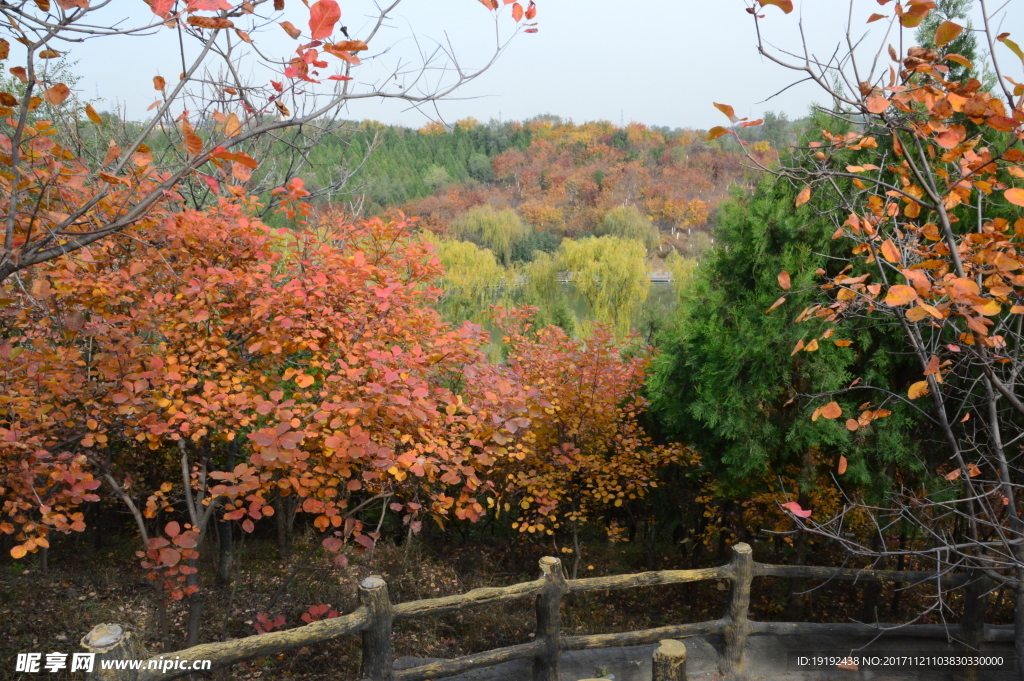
[474,308,698,577]
[716,0,1024,660]
[0,186,539,643]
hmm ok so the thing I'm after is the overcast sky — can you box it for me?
[66,0,1024,131]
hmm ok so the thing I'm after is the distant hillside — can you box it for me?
[305,115,798,261]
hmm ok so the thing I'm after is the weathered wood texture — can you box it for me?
[393,641,542,681]
[721,543,753,680]
[81,624,148,681]
[88,543,1001,681]
[652,639,688,681]
[393,580,545,619]
[131,609,368,681]
[569,566,728,593]
[757,563,971,585]
[533,556,568,681]
[561,620,728,651]
[360,576,394,681]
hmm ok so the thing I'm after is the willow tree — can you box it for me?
[429,237,507,325]
[596,205,661,251]
[559,236,649,337]
[452,205,531,265]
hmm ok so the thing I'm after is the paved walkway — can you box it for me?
[396,633,1016,680]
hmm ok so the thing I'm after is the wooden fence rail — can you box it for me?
[85,542,1007,681]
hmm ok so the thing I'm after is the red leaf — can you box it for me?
[309,0,341,40]
[159,548,181,566]
[781,501,812,518]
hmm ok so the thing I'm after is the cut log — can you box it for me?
[653,639,688,681]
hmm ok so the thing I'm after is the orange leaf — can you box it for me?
[838,455,848,474]
[758,0,794,13]
[945,468,962,481]
[1006,188,1024,207]
[866,96,890,114]
[884,284,918,306]
[834,339,853,347]
[880,239,901,263]
[934,21,964,48]
[778,270,791,290]
[790,339,805,356]
[43,83,70,105]
[804,338,819,352]
[10,545,28,559]
[184,132,203,155]
[935,125,966,150]
[153,75,166,91]
[867,13,886,23]
[820,401,842,420]
[795,185,811,206]
[511,2,523,21]
[280,21,302,39]
[714,102,739,123]
[845,419,859,432]
[765,296,787,313]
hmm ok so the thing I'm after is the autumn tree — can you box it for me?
[558,235,650,337]
[478,308,696,578]
[0,0,536,283]
[717,0,1024,665]
[0,188,537,646]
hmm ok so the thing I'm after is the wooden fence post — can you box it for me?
[533,556,567,681]
[359,576,394,681]
[721,543,753,680]
[653,639,688,681]
[959,574,992,681]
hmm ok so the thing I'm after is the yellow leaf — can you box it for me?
[804,338,819,352]
[85,103,103,125]
[224,112,242,138]
[908,380,930,399]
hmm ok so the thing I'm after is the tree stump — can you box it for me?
[653,639,688,681]
[80,624,147,681]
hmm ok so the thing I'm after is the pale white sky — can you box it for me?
[53,0,1024,130]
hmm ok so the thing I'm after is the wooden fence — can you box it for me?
[84,542,1011,681]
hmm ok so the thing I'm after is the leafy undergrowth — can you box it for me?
[1,529,1013,680]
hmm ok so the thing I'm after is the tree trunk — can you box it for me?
[216,518,233,587]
